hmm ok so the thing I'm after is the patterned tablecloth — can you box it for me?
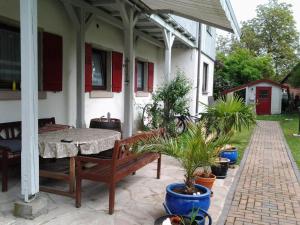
[38,128,121,158]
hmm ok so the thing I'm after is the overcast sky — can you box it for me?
[223,0,300,35]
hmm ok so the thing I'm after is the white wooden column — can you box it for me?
[60,2,95,128]
[76,8,86,128]
[20,0,39,202]
[118,1,138,138]
[163,29,175,82]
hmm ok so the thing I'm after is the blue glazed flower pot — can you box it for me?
[220,148,238,164]
[165,183,211,218]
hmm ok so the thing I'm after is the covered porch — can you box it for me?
[0,0,240,222]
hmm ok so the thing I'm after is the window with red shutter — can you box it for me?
[43,32,63,92]
[148,62,154,93]
[85,43,93,92]
[134,60,138,92]
[112,52,123,93]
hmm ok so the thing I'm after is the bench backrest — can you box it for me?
[0,117,56,140]
[112,129,163,166]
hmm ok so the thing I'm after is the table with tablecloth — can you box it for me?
[38,128,121,197]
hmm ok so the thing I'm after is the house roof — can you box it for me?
[138,0,241,37]
[281,62,300,84]
[222,79,287,95]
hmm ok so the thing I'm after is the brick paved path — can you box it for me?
[225,121,300,225]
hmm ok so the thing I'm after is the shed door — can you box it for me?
[256,87,272,115]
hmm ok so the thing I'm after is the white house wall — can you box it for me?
[197,54,215,112]
[170,49,214,115]
[201,24,216,60]
[0,0,216,131]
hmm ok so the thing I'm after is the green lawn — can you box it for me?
[230,125,255,164]
[257,114,300,168]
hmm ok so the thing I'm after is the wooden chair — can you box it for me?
[89,117,122,158]
[75,129,163,214]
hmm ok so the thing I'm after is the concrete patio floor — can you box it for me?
[0,156,237,225]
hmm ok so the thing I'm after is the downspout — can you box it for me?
[195,23,202,114]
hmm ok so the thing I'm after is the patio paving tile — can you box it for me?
[224,121,300,225]
[0,155,238,225]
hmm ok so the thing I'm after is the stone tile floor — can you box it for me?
[0,156,237,225]
[224,121,300,225]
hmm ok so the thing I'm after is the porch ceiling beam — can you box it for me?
[90,0,116,6]
[61,1,80,30]
[134,30,163,48]
[85,12,96,30]
[148,14,196,48]
[61,0,164,48]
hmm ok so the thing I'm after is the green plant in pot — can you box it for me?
[201,95,256,166]
[141,72,192,136]
[135,122,230,217]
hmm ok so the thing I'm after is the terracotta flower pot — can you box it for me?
[195,173,216,190]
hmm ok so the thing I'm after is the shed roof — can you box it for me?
[222,79,287,95]
[281,62,300,84]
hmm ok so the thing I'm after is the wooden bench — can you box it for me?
[75,130,162,214]
[0,117,55,192]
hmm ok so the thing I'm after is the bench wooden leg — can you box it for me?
[157,155,161,179]
[75,175,81,208]
[109,182,116,215]
[1,151,8,192]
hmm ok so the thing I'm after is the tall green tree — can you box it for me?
[214,48,275,97]
[240,0,300,77]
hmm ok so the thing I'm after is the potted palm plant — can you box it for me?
[136,122,229,217]
[202,96,256,166]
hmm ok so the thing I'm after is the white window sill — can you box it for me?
[202,91,209,95]
[135,91,150,97]
[0,90,47,100]
[90,90,114,98]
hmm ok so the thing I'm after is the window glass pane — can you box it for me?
[137,61,144,90]
[259,90,269,98]
[0,25,21,89]
[202,63,208,92]
[92,49,106,89]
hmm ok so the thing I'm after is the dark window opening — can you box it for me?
[259,90,269,98]
[0,22,42,91]
[92,48,107,90]
[202,62,209,93]
[0,23,21,90]
[137,61,145,91]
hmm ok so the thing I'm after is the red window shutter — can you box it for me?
[112,51,123,93]
[85,43,93,92]
[148,62,154,93]
[43,32,63,92]
[134,59,138,92]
